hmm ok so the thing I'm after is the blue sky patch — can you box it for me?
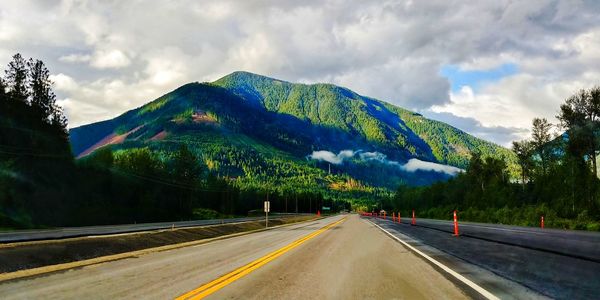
[440,63,518,92]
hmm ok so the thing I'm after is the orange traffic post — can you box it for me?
[541,215,544,229]
[453,210,459,236]
[398,211,401,223]
[411,210,416,225]
[383,211,386,219]
[392,212,396,222]
[317,210,321,217]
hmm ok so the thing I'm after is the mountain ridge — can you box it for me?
[69,71,516,192]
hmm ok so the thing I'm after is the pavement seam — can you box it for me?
[0,217,322,283]
[365,217,500,300]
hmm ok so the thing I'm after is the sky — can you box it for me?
[1,0,599,147]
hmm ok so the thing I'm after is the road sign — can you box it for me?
[322,206,330,211]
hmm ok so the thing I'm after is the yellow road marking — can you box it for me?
[175,217,346,300]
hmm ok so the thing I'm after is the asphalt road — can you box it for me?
[0,215,470,299]
[0,215,303,243]
[369,216,600,300]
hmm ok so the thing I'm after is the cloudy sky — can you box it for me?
[1,0,599,146]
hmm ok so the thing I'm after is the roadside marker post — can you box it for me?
[453,210,459,236]
[264,201,270,228]
[398,211,401,223]
[541,216,544,229]
[392,212,395,222]
[317,210,321,217]
[411,210,416,225]
[383,211,386,219]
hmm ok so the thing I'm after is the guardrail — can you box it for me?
[0,214,311,243]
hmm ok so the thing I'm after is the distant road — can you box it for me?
[0,215,470,299]
[369,216,600,299]
[0,215,305,243]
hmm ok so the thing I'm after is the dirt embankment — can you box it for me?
[0,216,316,274]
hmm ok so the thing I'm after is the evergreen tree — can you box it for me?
[531,118,553,175]
[28,59,55,122]
[172,145,201,184]
[50,103,68,137]
[5,54,28,103]
[0,77,6,109]
[558,87,600,176]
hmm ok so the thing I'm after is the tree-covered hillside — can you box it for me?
[70,71,516,197]
[213,71,516,169]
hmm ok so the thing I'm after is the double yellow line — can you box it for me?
[176,217,346,300]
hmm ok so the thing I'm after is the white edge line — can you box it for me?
[368,219,500,300]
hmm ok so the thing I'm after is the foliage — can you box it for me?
[391,87,600,231]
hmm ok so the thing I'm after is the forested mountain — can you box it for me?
[70,71,516,193]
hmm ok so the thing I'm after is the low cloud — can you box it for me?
[402,158,462,176]
[308,150,355,164]
[308,150,463,176]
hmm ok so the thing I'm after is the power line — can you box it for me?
[0,148,70,158]
[109,167,232,193]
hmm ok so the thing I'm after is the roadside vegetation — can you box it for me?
[0,54,349,229]
[391,87,600,231]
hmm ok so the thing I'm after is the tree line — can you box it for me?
[391,87,600,231]
[0,54,344,229]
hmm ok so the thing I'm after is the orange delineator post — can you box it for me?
[411,210,416,225]
[392,212,395,222]
[453,210,459,236]
[541,216,544,229]
[398,211,401,223]
[317,210,320,217]
[383,211,386,219]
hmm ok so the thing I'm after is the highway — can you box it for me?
[0,215,303,243]
[368,215,600,299]
[0,215,470,299]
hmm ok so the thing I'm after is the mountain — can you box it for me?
[69,71,516,195]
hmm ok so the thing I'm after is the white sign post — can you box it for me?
[264,201,270,228]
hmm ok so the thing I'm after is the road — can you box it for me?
[369,216,600,299]
[0,215,471,299]
[0,215,303,243]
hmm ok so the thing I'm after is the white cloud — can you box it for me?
[308,150,463,175]
[59,54,91,63]
[50,73,78,92]
[89,49,131,69]
[423,111,529,147]
[309,150,356,165]
[402,158,463,176]
[0,0,598,146]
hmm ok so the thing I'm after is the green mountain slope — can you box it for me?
[69,71,516,195]
[213,72,515,168]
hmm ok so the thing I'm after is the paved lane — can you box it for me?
[408,217,600,262]
[0,215,470,299]
[205,214,469,300]
[369,216,600,300]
